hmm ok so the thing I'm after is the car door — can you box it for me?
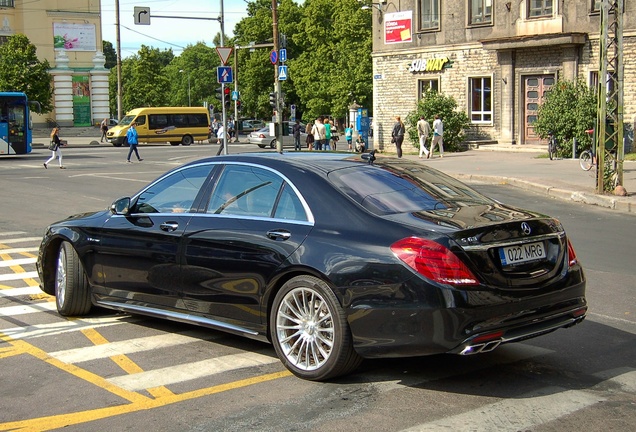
[180,163,313,325]
[92,164,215,310]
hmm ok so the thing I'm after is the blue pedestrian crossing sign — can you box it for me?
[231,91,239,101]
[217,66,233,84]
[278,65,288,81]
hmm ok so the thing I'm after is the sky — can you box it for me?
[100,0,249,57]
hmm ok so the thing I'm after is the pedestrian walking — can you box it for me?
[417,115,431,159]
[345,123,353,151]
[215,123,225,156]
[305,122,314,150]
[100,118,109,142]
[311,117,326,151]
[324,118,332,151]
[43,127,65,169]
[330,120,339,151]
[292,120,302,151]
[391,116,405,158]
[126,122,143,163]
[430,114,444,158]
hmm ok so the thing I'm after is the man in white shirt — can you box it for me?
[417,115,431,159]
[430,114,444,158]
[215,124,225,156]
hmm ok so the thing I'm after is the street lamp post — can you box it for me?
[179,70,191,106]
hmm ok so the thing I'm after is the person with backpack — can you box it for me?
[126,122,143,163]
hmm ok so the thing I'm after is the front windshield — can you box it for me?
[119,115,135,126]
[329,161,495,215]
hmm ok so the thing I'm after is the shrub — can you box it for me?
[405,89,470,152]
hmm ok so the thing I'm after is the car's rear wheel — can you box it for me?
[181,135,193,146]
[269,139,276,149]
[270,276,362,381]
[55,241,92,316]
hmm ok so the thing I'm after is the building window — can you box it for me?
[469,77,492,123]
[528,0,553,18]
[469,0,492,25]
[0,1,15,7]
[419,79,439,98]
[419,0,440,30]
[591,0,602,12]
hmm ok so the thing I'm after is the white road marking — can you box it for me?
[400,387,604,432]
[0,232,26,236]
[1,315,134,340]
[0,247,39,254]
[0,271,39,282]
[0,286,44,297]
[0,257,37,267]
[594,368,636,393]
[0,237,42,244]
[49,331,220,363]
[107,352,279,391]
[0,300,57,316]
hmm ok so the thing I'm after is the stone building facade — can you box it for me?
[369,0,635,153]
[0,0,108,126]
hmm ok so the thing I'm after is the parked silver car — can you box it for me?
[248,122,306,149]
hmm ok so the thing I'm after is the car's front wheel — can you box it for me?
[270,276,362,381]
[55,241,92,316]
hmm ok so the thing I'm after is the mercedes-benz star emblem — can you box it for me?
[521,222,532,236]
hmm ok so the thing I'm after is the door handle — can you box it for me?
[160,222,179,232]
[267,230,291,241]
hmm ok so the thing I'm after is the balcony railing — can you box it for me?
[0,0,15,8]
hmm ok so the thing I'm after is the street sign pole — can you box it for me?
[272,0,283,153]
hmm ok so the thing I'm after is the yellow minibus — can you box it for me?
[106,107,210,147]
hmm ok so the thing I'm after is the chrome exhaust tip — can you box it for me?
[458,339,502,355]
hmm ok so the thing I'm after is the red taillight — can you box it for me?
[258,134,266,138]
[567,238,578,267]
[391,237,479,286]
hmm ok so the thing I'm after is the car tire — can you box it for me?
[258,144,266,149]
[55,241,92,316]
[181,135,193,146]
[170,141,180,146]
[269,139,276,149]
[112,139,124,148]
[270,275,362,381]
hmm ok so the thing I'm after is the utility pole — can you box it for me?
[272,0,283,153]
[219,0,228,155]
[115,0,122,120]
[596,0,624,193]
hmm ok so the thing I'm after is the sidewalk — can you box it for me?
[401,149,635,214]
[32,133,636,214]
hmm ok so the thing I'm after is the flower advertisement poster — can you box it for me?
[53,23,96,51]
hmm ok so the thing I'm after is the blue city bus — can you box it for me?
[0,92,37,156]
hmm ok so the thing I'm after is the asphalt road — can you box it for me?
[0,145,634,431]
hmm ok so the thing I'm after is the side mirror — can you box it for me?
[110,197,131,215]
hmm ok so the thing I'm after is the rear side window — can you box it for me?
[149,114,168,129]
[330,162,494,215]
[188,114,208,127]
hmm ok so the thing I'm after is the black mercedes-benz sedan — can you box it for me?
[37,152,586,381]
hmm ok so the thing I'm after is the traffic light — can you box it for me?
[215,86,223,102]
[224,86,231,109]
[236,100,242,112]
[269,92,277,107]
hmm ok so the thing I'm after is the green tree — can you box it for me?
[113,45,172,112]
[102,40,117,69]
[533,79,597,157]
[405,89,470,152]
[165,42,221,108]
[0,34,53,112]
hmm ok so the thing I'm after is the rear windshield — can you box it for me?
[329,161,495,215]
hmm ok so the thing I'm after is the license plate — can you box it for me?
[499,241,546,266]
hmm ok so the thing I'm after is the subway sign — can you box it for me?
[409,57,451,73]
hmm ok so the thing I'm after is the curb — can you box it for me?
[454,173,634,214]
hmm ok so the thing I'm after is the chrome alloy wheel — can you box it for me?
[55,246,68,309]
[276,287,335,371]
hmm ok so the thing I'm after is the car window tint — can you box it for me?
[132,165,213,214]
[274,183,308,221]
[330,163,494,215]
[207,165,286,218]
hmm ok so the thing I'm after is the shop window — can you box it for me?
[469,0,492,25]
[419,0,440,31]
[591,0,602,13]
[419,79,439,98]
[528,0,553,18]
[469,77,492,124]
